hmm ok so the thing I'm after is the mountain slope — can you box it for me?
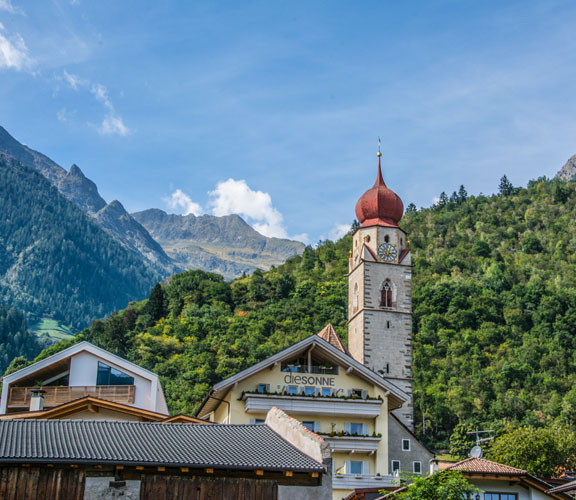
[132,209,305,279]
[0,126,172,273]
[0,152,162,329]
[31,175,576,451]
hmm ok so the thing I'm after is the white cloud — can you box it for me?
[56,107,75,122]
[60,71,130,136]
[292,233,310,244]
[99,115,129,136]
[0,0,22,14]
[327,223,350,242]
[208,178,288,238]
[164,189,203,216]
[0,24,32,71]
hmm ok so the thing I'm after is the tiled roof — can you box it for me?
[0,419,324,472]
[447,457,526,475]
[317,323,348,353]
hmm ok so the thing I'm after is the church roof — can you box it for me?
[316,324,348,354]
[355,156,404,228]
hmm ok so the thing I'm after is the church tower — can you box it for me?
[348,151,414,430]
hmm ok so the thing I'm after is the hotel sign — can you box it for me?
[283,374,335,386]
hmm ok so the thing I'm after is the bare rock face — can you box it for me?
[93,201,177,271]
[132,209,305,280]
[555,154,576,181]
[59,164,107,214]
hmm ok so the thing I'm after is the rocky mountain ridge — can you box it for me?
[555,154,576,181]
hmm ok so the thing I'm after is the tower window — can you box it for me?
[384,235,390,243]
[381,281,393,308]
[364,235,371,243]
[386,320,390,328]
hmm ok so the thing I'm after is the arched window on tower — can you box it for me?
[353,283,359,313]
[380,280,394,308]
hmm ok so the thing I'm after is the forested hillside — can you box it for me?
[0,304,40,372]
[0,152,162,329]
[17,175,576,449]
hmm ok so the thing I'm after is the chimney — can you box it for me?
[29,389,46,412]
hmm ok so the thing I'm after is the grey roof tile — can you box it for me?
[0,419,324,472]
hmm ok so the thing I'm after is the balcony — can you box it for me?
[7,385,136,409]
[242,393,382,418]
[333,473,396,490]
[324,435,381,454]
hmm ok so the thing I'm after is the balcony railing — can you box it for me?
[242,393,382,418]
[7,385,136,409]
[324,435,382,453]
[333,474,396,490]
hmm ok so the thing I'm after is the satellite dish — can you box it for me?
[470,445,483,458]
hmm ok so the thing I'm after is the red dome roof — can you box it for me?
[355,157,404,228]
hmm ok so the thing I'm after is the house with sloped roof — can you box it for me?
[376,457,571,500]
[196,324,433,500]
[0,407,331,500]
[0,341,168,416]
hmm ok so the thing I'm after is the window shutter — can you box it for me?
[344,423,351,434]
[362,461,369,475]
[249,418,255,424]
[347,389,352,397]
[314,422,321,433]
[362,423,368,435]
[345,461,351,474]
[361,390,368,399]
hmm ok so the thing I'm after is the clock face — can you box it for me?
[378,243,397,262]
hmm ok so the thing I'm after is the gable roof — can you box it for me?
[0,396,199,422]
[0,419,325,473]
[447,457,526,475]
[1,341,166,414]
[196,333,408,419]
[3,341,158,384]
[316,324,348,354]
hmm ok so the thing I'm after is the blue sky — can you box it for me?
[1,0,575,243]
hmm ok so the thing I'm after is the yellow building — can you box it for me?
[197,325,410,500]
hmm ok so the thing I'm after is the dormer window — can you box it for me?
[96,362,134,386]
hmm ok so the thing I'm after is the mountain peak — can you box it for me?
[68,164,85,177]
[555,154,576,181]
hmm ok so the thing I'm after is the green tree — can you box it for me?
[449,423,476,460]
[145,283,167,323]
[499,175,513,196]
[487,424,576,478]
[385,470,480,500]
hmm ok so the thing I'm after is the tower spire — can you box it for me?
[375,137,385,187]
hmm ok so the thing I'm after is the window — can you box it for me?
[96,362,134,386]
[321,387,333,397]
[349,388,363,398]
[413,461,421,474]
[391,460,401,473]
[384,235,390,243]
[349,461,364,475]
[301,421,316,432]
[304,386,316,396]
[346,423,367,435]
[257,384,269,394]
[402,439,411,451]
[484,495,517,500]
[381,281,393,307]
[386,320,390,329]
[286,385,298,395]
[250,418,265,424]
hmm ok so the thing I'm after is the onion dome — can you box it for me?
[355,153,404,227]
